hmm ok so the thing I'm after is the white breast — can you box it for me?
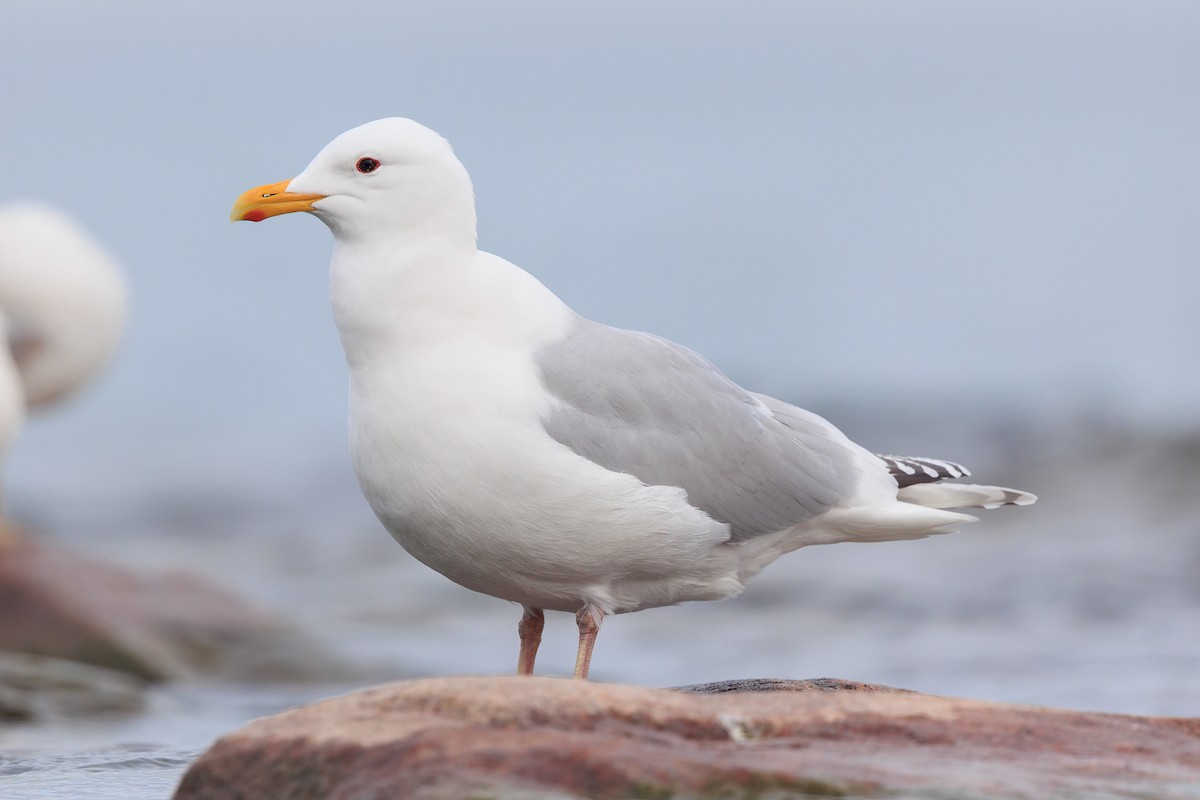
[334,249,730,613]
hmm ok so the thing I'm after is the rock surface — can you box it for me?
[0,650,145,720]
[0,534,353,683]
[173,675,1200,800]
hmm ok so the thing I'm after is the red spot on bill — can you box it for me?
[244,210,266,222]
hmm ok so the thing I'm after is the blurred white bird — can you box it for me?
[0,204,126,541]
[232,118,1035,679]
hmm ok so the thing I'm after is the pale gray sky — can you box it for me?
[2,2,1198,497]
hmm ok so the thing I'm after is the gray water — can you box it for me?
[4,416,1199,799]
[2,684,324,800]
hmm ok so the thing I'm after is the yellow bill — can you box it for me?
[230,180,325,222]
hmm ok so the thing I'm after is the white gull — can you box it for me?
[0,204,126,530]
[232,118,1035,679]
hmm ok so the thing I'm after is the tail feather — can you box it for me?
[803,453,1036,549]
[818,502,978,544]
[898,482,1037,510]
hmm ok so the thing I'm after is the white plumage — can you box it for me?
[0,204,126,515]
[232,118,1036,679]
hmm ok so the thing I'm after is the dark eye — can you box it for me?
[356,157,381,174]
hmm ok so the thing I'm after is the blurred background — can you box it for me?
[2,2,1198,797]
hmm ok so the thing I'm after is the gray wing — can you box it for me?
[535,318,872,541]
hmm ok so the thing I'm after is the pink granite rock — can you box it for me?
[172,675,1200,799]
[0,535,350,683]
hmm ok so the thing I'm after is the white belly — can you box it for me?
[345,340,733,613]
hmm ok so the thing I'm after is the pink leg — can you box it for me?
[573,605,605,680]
[516,607,544,675]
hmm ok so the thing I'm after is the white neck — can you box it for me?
[329,237,575,373]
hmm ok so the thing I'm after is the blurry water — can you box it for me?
[4,414,1199,798]
[1,683,356,800]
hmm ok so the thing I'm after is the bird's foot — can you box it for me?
[516,607,544,675]
[572,604,605,680]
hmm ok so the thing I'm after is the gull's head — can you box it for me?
[231,118,476,247]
